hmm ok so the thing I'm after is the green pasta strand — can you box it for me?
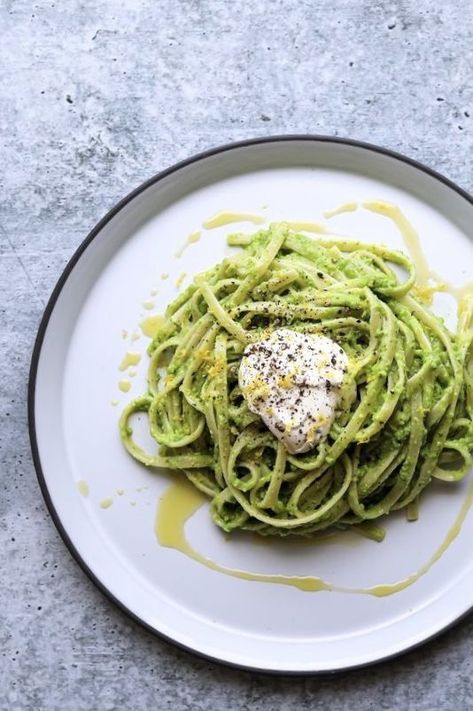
[120,224,473,538]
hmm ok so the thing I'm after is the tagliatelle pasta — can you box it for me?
[120,222,473,538]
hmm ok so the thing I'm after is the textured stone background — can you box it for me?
[1,1,472,709]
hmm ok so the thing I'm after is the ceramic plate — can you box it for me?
[29,137,473,673]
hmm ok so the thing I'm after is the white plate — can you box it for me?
[29,136,473,673]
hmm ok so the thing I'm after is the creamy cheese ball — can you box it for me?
[239,329,348,454]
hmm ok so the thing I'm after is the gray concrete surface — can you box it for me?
[1,1,472,709]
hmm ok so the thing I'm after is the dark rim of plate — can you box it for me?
[28,135,473,676]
